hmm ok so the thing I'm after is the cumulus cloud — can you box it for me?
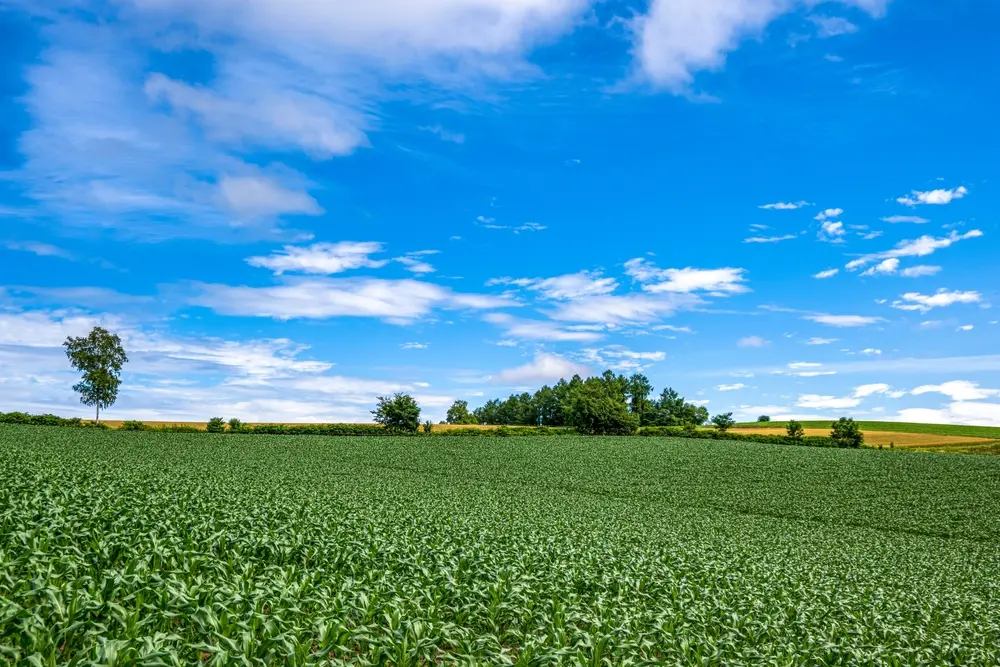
[911,380,1000,401]
[814,208,844,221]
[633,0,889,92]
[895,402,1000,427]
[891,289,981,313]
[625,258,749,294]
[897,186,968,207]
[860,258,899,276]
[491,352,589,385]
[247,241,388,275]
[818,220,845,243]
[846,230,983,271]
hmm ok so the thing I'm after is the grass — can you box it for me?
[736,419,1000,440]
[3,425,1000,664]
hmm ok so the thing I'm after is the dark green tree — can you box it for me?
[711,412,735,432]
[786,420,805,440]
[565,379,638,435]
[206,417,226,433]
[372,393,421,433]
[831,417,864,448]
[757,415,771,423]
[445,400,479,425]
[63,326,128,423]
[626,373,654,425]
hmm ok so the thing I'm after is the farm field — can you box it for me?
[3,426,1000,665]
[728,427,997,448]
[735,420,1000,440]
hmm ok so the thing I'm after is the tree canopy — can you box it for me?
[63,326,128,423]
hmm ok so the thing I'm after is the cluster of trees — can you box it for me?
[444,371,711,435]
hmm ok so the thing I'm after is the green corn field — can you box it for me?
[2,425,999,665]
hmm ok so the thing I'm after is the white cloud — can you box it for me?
[796,394,860,409]
[737,336,768,348]
[216,175,322,218]
[818,220,845,243]
[860,258,899,276]
[744,234,797,243]
[853,383,891,398]
[891,289,981,313]
[717,383,745,391]
[858,231,883,240]
[813,268,839,279]
[578,345,666,371]
[491,352,589,385]
[247,242,388,275]
[419,125,466,144]
[881,215,929,224]
[547,293,701,324]
[488,271,618,300]
[4,241,74,260]
[394,251,439,275]
[899,265,941,278]
[805,314,884,327]
[193,278,513,322]
[625,259,749,294]
[894,402,1000,427]
[846,230,983,271]
[959,324,974,331]
[814,208,844,221]
[810,15,858,37]
[478,217,548,233]
[911,380,1000,401]
[633,0,887,92]
[897,186,968,207]
[807,337,837,345]
[759,201,810,210]
[401,342,428,349]
[860,348,882,355]
[652,324,694,333]
[788,362,822,369]
[483,313,603,342]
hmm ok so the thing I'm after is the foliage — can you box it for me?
[445,400,480,425]
[228,417,246,433]
[0,412,107,429]
[63,326,128,422]
[423,420,433,434]
[119,420,151,431]
[636,426,834,447]
[2,427,1000,664]
[711,412,736,432]
[757,415,771,422]
[564,379,638,435]
[206,417,227,433]
[831,417,865,448]
[372,393,422,433]
[787,419,805,440]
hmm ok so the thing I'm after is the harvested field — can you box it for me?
[729,427,997,448]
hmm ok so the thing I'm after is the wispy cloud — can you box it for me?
[891,289,981,313]
[846,230,983,271]
[759,201,810,210]
[897,186,968,207]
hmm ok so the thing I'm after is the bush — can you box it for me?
[637,426,834,447]
[206,417,227,433]
[831,418,864,448]
[423,421,433,434]
[228,417,246,433]
[711,413,736,432]
[786,420,805,440]
[119,420,150,431]
[757,415,771,423]
[372,393,421,433]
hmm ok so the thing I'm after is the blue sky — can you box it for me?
[1,0,998,424]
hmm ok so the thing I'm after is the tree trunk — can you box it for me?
[96,405,100,424]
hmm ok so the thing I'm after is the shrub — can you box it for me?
[711,413,735,432]
[757,415,771,423]
[786,420,805,440]
[372,393,421,433]
[206,417,227,434]
[831,417,864,448]
[228,418,246,433]
[119,420,150,431]
[423,420,433,434]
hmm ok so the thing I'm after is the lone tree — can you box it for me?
[372,393,421,433]
[711,412,735,433]
[831,417,864,448]
[786,419,805,440]
[757,415,771,423]
[63,326,128,423]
